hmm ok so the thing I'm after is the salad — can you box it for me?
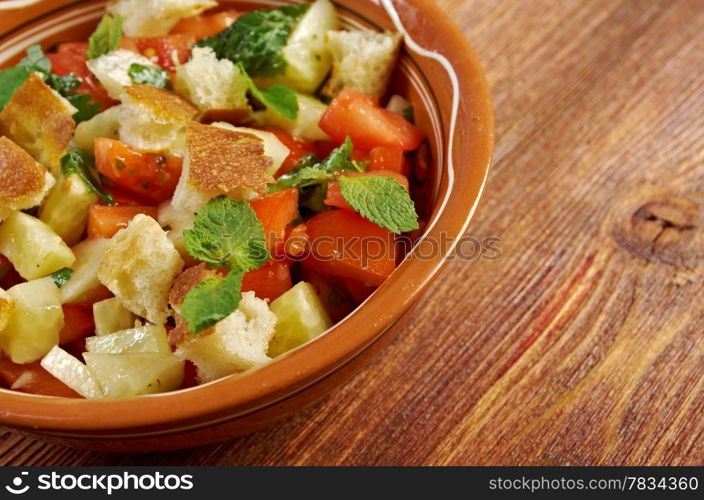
[0,0,425,399]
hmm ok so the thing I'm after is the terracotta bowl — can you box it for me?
[0,0,493,452]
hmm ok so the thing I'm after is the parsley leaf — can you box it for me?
[128,63,171,89]
[238,63,297,120]
[181,270,243,334]
[183,196,269,272]
[197,3,309,77]
[87,14,123,60]
[339,176,419,234]
[61,150,114,205]
[49,267,73,288]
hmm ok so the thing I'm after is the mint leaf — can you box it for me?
[238,63,297,120]
[181,270,243,334]
[184,196,269,272]
[65,93,101,123]
[197,3,309,77]
[61,150,114,205]
[269,166,332,193]
[339,176,419,234]
[19,44,51,74]
[0,66,33,110]
[319,137,365,173]
[128,63,171,89]
[87,14,123,60]
[49,267,73,288]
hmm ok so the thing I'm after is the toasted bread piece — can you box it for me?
[0,136,54,221]
[97,214,184,324]
[322,30,402,99]
[87,49,159,100]
[108,0,217,37]
[168,263,216,346]
[174,47,250,113]
[171,122,274,212]
[177,291,277,383]
[119,84,198,154]
[0,73,76,176]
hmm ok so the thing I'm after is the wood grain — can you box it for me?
[2,0,704,465]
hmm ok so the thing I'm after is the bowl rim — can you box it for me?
[0,0,495,435]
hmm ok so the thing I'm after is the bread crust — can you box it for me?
[0,136,54,217]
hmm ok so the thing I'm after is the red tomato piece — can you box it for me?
[250,188,299,254]
[171,10,240,40]
[134,34,195,70]
[242,260,292,301]
[284,223,309,258]
[94,138,183,204]
[341,278,377,303]
[300,267,357,323]
[367,146,410,175]
[0,358,80,398]
[87,205,159,239]
[304,209,396,286]
[48,42,116,110]
[103,186,152,206]
[319,89,424,152]
[59,304,95,345]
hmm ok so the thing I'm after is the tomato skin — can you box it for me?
[260,126,316,175]
[87,205,158,239]
[94,138,183,204]
[48,42,116,111]
[324,171,410,212]
[304,209,396,286]
[59,304,95,345]
[341,278,377,303]
[319,89,424,152]
[0,358,80,398]
[171,10,240,40]
[284,223,309,258]
[103,186,152,206]
[133,34,195,70]
[367,146,410,175]
[250,188,299,254]
[242,260,292,301]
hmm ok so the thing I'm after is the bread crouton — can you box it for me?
[0,288,15,332]
[177,291,277,383]
[0,136,54,221]
[171,122,275,212]
[87,49,160,100]
[108,0,217,37]
[167,263,216,346]
[119,84,198,154]
[0,73,76,176]
[174,47,250,113]
[322,30,402,99]
[97,214,184,324]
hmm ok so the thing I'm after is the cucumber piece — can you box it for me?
[85,324,170,354]
[40,346,104,399]
[93,297,137,336]
[39,174,99,246]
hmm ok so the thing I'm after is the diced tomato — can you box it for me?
[171,10,240,40]
[48,42,117,110]
[304,210,396,286]
[260,126,316,175]
[367,146,410,175]
[59,304,95,345]
[133,34,195,71]
[0,266,24,290]
[284,223,309,258]
[341,278,377,303]
[87,205,158,239]
[250,188,299,254]
[319,89,424,152]
[180,360,198,389]
[301,268,357,323]
[324,171,410,212]
[95,138,183,204]
[103,186,152,206]
[242,260,292,301]
[0,358,80,398]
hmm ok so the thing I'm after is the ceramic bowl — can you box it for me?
[0,0,493,451]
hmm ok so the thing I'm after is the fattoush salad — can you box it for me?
[0,0,425,399]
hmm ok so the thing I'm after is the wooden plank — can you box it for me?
[1,0,703,465]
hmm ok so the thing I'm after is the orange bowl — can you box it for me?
[0,0,494,451]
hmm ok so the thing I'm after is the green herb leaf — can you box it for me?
[238,63,297,120]
[181,270,243,334]
[183,196,269,272]
[49,267,74,288]
[0,66,33,110]
[128,63,171,89]
[402,105,415,123]
[19,44,52,74]
[269,166,332,193]
[65,93,101,123]
[197,3,309,77]
[87,14,123,60]
[319,137,365,173]
[339,175,419,234]
[61,150,114,205]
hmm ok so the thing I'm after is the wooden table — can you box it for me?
[2,0,703,466]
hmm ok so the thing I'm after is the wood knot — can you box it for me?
[607,187,704,269]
